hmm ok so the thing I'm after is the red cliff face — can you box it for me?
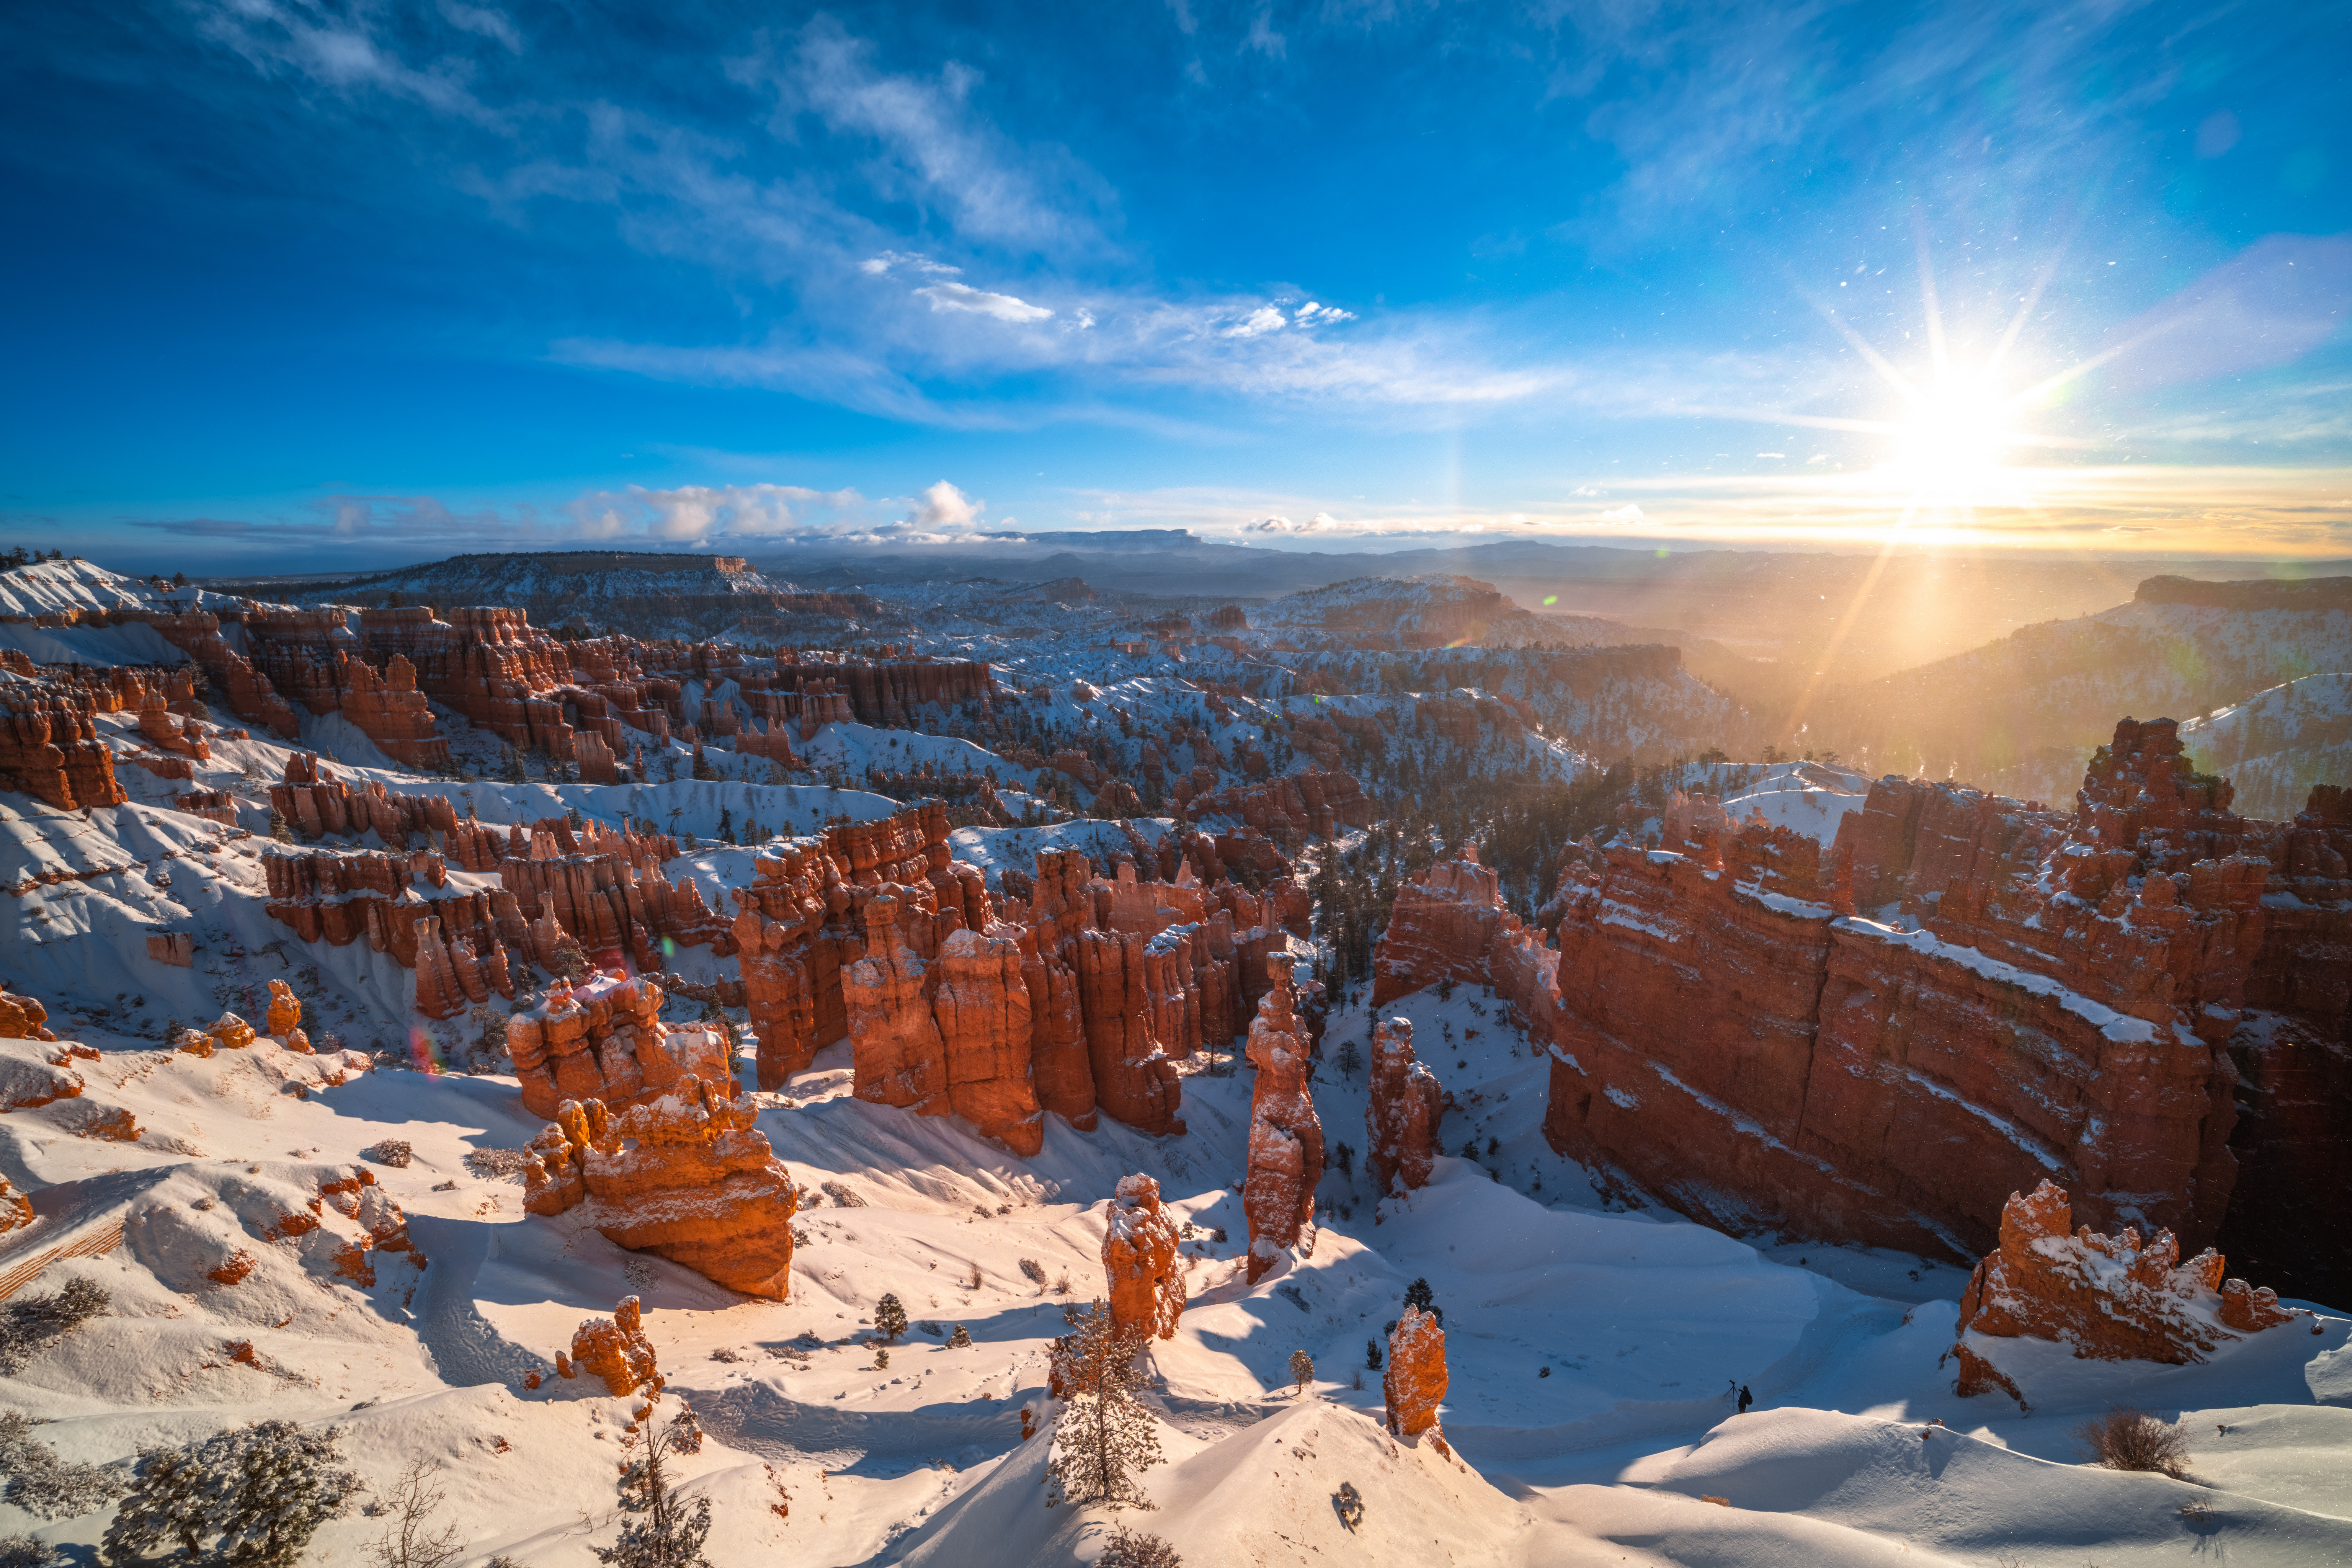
[1951,1180,2300,1407]
[1367,1016,1442,1197]
[1243,959,1325,1281]
[1371,851,1511,1008]
[1342,719,2344,1292]
[930,925,1045,1156]
[846,890,951,1117]
[1073,929,1186,1137]
[1101,1174,1185,1341]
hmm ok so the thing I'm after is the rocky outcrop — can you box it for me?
[1101,1174,1184,1341]
[0,1036,94,1111]
[1384,1305,1447,1439]
[526,1081,798,1298]
[264,978,310,1052]
[0,683,129,811]
[1243,959,1324,1281]
[562,1295,663,1397]
[846,891,950,1116]
[1367,1017,1442,1197]
[505,972,732,1121]
[1951,1181,2300,1405]
[0,989,57,1042]
[1323,719,2352,1292]
[1371,851,1511,1008]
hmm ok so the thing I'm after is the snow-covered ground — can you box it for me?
[3,974,2344,1565]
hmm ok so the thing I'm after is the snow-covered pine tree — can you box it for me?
[1045,1299,1163,1510]
[595,1409,714,1568]
[1289,1349,1315,1394]
[103,1420,361,1567]
[874,1293,908,1343]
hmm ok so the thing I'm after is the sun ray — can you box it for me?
[1913,208,1950,383]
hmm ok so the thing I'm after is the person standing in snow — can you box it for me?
[1738,1384,1753,1415]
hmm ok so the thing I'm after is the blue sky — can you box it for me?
[4,0,2349,572]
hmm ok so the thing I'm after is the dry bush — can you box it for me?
[1097,1522,1182,1567]
[2073,1407,2190,1478]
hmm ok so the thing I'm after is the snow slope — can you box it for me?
[2180,673,2352,822]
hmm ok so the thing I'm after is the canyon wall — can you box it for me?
[1374,718,2350,1298]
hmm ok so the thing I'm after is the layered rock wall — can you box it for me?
[1362,718,2345,1289]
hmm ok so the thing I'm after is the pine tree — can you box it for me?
[103,1420,360,1567]
[949,1324,972,1349]
[1364,1338,1382,1371]
[268,807,293,844]
[874,1293,908,1343]
[594,1409,712,1568]
[1045,1299,1163,1510]
[1403,1276,1440,1325]
[1289,1349,1315,1394]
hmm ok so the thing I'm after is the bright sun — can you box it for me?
[1889,380,2016,501]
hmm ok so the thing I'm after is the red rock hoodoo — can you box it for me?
[1383,1305,1447,1439]
[505,972,732,1122]
[1243,958,1325,1281]
[1101,1174,1185,1342]
[524,1079,797,1299]
[563,1295,663,1397]
[1366,1016,1443,1197]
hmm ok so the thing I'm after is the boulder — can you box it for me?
[0,989,56,1042]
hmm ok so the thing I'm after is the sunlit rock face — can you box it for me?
[1102,1173,1184,1343]
[1366,1016,1442,1199]
[1243,959,1324,1281]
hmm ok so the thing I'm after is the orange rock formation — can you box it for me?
[1384,1305,1447,1439]
[1102,1174,1185,1341]
[1367,1016,1443,1197]
[1951,1180,2300,1403]
[525,1078,797,1298]
[564,1295,663,1397]
[1243,959,1325,1281]
[505,972,732,1120]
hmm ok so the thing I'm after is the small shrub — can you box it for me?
[1332,1481,1364,1532]
[1097,1522,1183,1567]
[1019,1258,1048,1289]
[0,1408,122,1519]
[949,1325,972,1348]
[2074,1407,2191,1479]
[0,1279,109,1374]
[0,1536,57,1568]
